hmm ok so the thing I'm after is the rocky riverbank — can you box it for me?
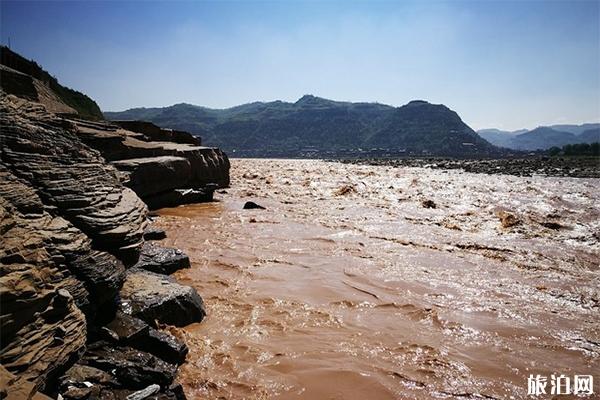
[0,92,229,399]
[338,156,600,178]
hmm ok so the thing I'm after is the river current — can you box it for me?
[155,159,599,399]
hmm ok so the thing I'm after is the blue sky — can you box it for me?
[1,0,599,130]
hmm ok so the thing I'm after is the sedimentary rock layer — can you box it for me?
[0,95,148,261]
[71,118,230,208]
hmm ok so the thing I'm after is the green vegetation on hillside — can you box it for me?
[0,46,103,120]
[106,95,501,157]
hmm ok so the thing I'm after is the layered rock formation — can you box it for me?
[0,92,215,399]
[71,118,230,209]
[1,47,229,399]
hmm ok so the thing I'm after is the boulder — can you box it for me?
[103,311,150,343]
[144,187,214,210]
[497,210,520,228]
[143,227,167,241]
[134,329,189,365]
[120,269,205,327]
[243,201,266,210]
[60,364,118,390]
[100,312,188,365]
[421,199,437,209]
[126,384,161,400]
[80,344,177,390]
[112,156,192,198]
[133,242,190,275]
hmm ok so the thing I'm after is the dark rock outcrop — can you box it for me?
[143,227,167,241]
[80,344,177,390]
[120,269,205,327]
[133,242,190,275]
[144,187,215,210]
[100,312,189,365]
[135,328,189,366]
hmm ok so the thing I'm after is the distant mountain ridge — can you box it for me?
[477,123,600,150]
[106,96,500,157]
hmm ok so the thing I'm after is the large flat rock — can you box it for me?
[111,156,191,197]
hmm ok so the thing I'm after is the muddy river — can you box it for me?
[155,159,599,399]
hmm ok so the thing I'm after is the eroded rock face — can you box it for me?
[0,167,87,389]
[1,93,209,398]
[112,156,192,198]
[0,94,147,393]
[0,95,148,262]
[0,366,53,400]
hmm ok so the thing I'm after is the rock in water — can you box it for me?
[120,269,205,327]
[243,201,266,210]
[143,227,167,241]
[497,210,520,228]
[421,199,437,209]
[133,242,191,275]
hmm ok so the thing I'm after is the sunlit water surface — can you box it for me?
[155,159,599,400]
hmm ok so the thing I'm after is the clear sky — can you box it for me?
[1,0,599,130]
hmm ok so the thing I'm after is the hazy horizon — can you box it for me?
[1,0,599,131]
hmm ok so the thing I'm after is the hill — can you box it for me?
[477,129,527,148]
[509,127,577,151]
[578,127,600,143]
[477,123,600,150]
[548,123,600,135]
[106,96,500,157]
[0,46,103,120]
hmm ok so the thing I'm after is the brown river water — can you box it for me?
[155,159,599,400]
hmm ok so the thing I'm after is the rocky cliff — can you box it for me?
[0,50,230,399]
[70,118,230,209]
